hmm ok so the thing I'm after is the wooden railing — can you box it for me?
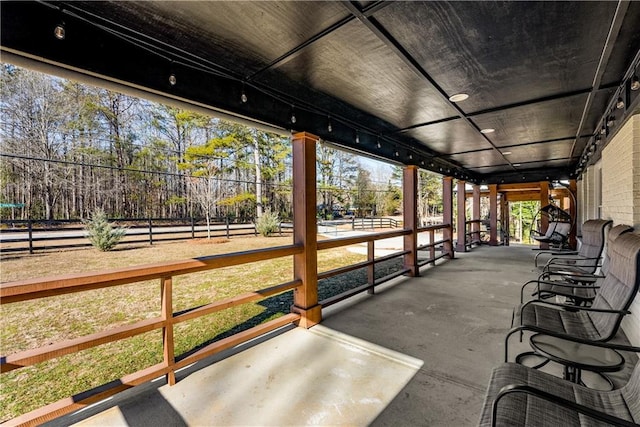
[1,244,302,426]
[0,224,453,426]
[318,224,453,307]
[351,217,400,230]
[464,219,483,249]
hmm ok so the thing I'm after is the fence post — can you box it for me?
[352,217,355,231]
[191,216,195,239]
[226,217,231,239]
[367,241,375,294]
[28,218,33,254]
[148,217,153,245]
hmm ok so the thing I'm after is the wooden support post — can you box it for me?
[429,229,435,262]
[161,277,175,386]
[540,181,550,249]
[403,165,419,276]
[472,184,481,243]
[291,132,321,328]
[568,179,577,250]
[442,177,455,258]
[501,193,509,246]
[456,179,467,252]
[489,184,498,246]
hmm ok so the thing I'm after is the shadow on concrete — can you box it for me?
[119,390,187,427]
[175,257,406,363]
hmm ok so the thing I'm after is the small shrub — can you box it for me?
[255,210,280,237]
[83,209,127,251]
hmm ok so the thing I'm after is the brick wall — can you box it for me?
[600,114,640,346]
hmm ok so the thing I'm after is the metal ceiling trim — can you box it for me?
[394,116,460,134]
[497,136,576,149]
[569,0,629,161]
[466,88,593,118]
[247,14,356,82]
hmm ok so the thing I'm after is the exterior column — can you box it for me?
[291,132,321,328]
[500,193,509,246]
[568,179,577,250]
[472,184,481,244]
[442,177,455,258]
[403,165,419,276]
[540,181,550,249]
[489,184,498,245]
[456,180,467,252]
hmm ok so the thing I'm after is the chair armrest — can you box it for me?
[520,299,629,314]
[575,340,640,353]
[545,257,601,268]
[533,250,579,267]
[520,279,600,303]
[504,318,631,362]
[536,281,600,290]
[550,270,604,279]
[492,384,639,427]
[562,306,630,314]
[545,271,601,284]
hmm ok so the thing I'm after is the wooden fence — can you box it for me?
[0,218,294,254]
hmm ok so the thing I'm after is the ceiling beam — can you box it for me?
[247,14,356,81]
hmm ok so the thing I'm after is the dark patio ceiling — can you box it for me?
[2,1,640,184]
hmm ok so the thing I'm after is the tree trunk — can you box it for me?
[254,135,263,218]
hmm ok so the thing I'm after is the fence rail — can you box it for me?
[1,217,400,254]
[1,223,452,426]
[0,218,295,254]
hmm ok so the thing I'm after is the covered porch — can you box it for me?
[44,244,637,427]
[2,1,640,426]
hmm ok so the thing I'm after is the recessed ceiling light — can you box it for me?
[448,93,469,102]
[480,128,495,134]
[502,151,512,155]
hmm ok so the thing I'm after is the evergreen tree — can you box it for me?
[83,208,127,251]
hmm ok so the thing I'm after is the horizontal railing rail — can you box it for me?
[1,223,453,426]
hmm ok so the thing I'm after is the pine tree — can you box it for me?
[83,208,127,251]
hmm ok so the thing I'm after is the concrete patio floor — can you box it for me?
[46,244,636,427]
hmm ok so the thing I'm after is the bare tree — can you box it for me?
[188,176,222,238]
[0,66,71,219]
